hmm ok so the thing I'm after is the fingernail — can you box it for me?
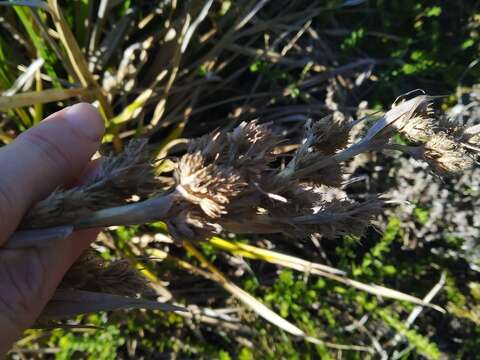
[63,103,105,141]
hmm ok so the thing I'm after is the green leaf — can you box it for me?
[425,6,442,17]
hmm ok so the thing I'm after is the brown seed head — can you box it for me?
[22,139,159,229]
[174,152,246,218]
[61,250,152,297]
[311,115,351,154]
[400,114,436,142]
[422,134,475,176]
[467,133,480,147]
[389,97,436,143]
[227,121,279,174]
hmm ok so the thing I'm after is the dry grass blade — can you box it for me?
[181,0,214,53]
[235,0,271,31]
[186,0,272,73]
[45,0,113,118]
[149,14,191,127]
[41,289,186,318]
[2,58,44,96]
[223,279,308,337]
[334,277,445,313]
[208,237,444,312]
[87,0,112,67]
[152,247,314,337]
[181,240,319,341]
[391,272,447,346]
[0,87,96,111]
[208,236,346,275]
[110,70,167,125]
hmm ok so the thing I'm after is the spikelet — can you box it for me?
[262,183,381,239]
[462,124,480,148]
[294,152,343,187]
[22,139,158,229]
[21,187,95,229]
[422,134,475,176]
[306,197,382,238]
[228,120,279,165]
[277,118,347,186]
[395,98,436,142]
[87,260,154,296]
[467,133,480,146]
[174,152,246,218]
[61,250,153,297]
[365,95,435,144]
[311,115,351,154]
[400,115,437,143]
[467,134,480,148]
[188,130,227,160]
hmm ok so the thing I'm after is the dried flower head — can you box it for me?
[174,152,247,218]
[400,114,437,143]
[22,139,159,229]
[61,250,153,297]
[311,115,351,154]
[364,95,435,144]
[422,134,475,176]
[467,133,480,146]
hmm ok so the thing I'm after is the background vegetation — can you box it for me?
[1,0,479,358]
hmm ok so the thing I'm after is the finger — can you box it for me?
[0,157,103,350]
[0,159,103,349]
[71,157,103,186]
[36,228,100,313]
[0,103,104,245]
[0,228,98,351]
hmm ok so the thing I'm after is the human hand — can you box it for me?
[0,104,104,354]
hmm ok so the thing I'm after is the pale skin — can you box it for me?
[0,103,104,354]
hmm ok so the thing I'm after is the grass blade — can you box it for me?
[209,236,347,275]
[180,239,319,340]
[46,0,113,119]
[2,58,44,96]
[208,237,445,312]
[13,5,61,88]
[0,87,95,111]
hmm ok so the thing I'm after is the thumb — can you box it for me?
[0,103,104,245]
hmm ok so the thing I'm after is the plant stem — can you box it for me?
[5,194,176,249]
[73,193,175,229]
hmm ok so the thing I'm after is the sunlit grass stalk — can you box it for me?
[45,0,114,120]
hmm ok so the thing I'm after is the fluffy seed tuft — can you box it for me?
[422,134,475,176]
